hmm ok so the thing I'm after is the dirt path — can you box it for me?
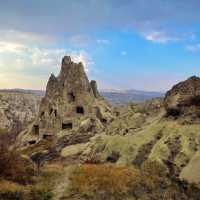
[52,165,73,200]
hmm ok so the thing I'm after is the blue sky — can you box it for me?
[1,0,200,91]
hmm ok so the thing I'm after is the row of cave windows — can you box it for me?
[33,121,73,135]
[30,119,75,146]
[40,106,84,118]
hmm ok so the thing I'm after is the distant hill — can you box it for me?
[0,88,164,104]
[0,89,45,96]
[101,89,164,104]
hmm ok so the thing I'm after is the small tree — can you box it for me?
[30,152,47,175]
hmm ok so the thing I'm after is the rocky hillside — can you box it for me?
[81,76,200,185]
[0,91,41,138]
[13,57,200,186]
[2,57,200,199]
[14,59,200,186]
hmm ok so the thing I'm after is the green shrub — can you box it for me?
[28,187,53,200]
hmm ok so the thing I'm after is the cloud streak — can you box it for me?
[142,31,179,43]
[0,0,200,40]
[185,44,200,52]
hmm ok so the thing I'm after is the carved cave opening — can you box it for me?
[40,111,45,117]
[68,92,76,102]
[43,134,53,139]
[54,110,57,117]
[49,108,53,115]
[33,125,39,135]
[101,118,107,123]
[167,108,181,117]
[76,106,84,114]
[28,140,36,145]
[62,122,73,129]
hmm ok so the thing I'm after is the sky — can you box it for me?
[1,0,200,91]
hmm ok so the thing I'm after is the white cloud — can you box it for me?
[142,31,178,43]
[96,39,110,45]
[69,50,94,72]
[0,41,27,54]
[30,48,66,67]
[185,44,200,52]
[0,28,96,89]
[0,34,94,89]
[121,51,127,56]
[0,29,54,45]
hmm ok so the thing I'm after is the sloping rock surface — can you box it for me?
[164,76,200,122]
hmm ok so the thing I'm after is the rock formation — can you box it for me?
[18,56,113,147]
[0,91,41,131]
[164,76,200,122]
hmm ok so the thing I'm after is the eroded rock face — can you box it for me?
[18,56,113,147]
[0,92,41,131]
[164,76,200,121]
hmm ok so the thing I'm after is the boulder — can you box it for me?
[164,76,200,121]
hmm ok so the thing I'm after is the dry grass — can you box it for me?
[0,146,34,184]
[69,164,140,200]
[66,161,198,200]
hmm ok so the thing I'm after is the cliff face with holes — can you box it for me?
[17,56,113,147]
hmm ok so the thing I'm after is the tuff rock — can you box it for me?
[17,56,113,147]
[164,76,200,122]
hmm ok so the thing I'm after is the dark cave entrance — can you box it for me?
[68,92,76,102]
[33,125,39,134]
[54,110,57,117]
[167,108,181,117]
[49,108,53,115]
[76,106,84,114]
[62,122,73,129]
[40,111,45,117]
[28,140,36,145]
[43,134,53,139]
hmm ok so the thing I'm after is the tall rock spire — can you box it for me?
[19,56,113,146]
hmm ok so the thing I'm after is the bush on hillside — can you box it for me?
[0,180,26,200]
[0,146,34,184]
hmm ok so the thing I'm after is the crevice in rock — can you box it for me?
[163,135,182,179]
[133,130,163,166]
[106,151,120,163]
